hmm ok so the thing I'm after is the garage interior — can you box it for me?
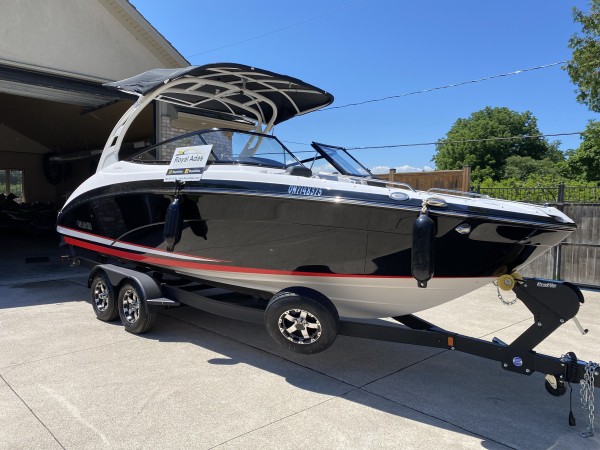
[0,66,155,235]
[0,0,192,241]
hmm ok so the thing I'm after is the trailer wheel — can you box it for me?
[117,282,157,334]
[90,273,119,321]
[265,288,338,354]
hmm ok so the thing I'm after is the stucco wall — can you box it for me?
[0,0,184,81]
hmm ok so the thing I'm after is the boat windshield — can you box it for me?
[309,143,372,177]
[126,129,303,169]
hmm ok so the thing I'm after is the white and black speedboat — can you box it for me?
[56,63,576,320]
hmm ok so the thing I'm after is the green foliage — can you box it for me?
[565,0,600,112]
[433,107,560,181]
[476,177,600,203]
[503,155,569,181]
[567,120,600,182]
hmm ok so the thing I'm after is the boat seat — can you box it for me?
[285,166,313,177]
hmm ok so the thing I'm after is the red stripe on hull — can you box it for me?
[64,236,413,279]
[59,226,228,263]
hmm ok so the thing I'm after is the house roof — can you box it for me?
[101,0,189,69]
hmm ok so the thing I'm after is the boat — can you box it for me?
[56,63,576,322]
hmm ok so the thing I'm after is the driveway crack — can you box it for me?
[0,373,66,450]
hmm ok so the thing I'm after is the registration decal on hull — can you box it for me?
[288,185,322,196]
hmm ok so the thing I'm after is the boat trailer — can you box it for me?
[78,260,598,435]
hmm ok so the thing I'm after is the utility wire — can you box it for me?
[186,1,366,58]
[346,131,583,150]
[283,131,584,150]
[322,61,567,111]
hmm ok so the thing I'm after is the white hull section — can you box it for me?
[169,265,494,319]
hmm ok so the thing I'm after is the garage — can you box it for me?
[0,0,188,235]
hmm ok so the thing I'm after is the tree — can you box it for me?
[503,155,568,181]
[567,120,600,181]
[565,0,600,112]
[433,107,559,181]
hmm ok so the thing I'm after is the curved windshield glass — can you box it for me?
[127,129,303,169]
[311,143,371,177]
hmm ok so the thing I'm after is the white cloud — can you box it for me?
[395,165,422,173]
[371,165,434,173]
[370,165,391,174]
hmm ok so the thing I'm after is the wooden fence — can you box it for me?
[375,166,471,192]
[519,203,600,287]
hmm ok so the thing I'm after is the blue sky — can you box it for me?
[131,0,596,173]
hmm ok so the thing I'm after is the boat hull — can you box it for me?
[57,179,572,318]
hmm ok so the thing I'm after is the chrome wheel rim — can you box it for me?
[93,280,109,312]
[122,288,140,324]
[277,309,322,344]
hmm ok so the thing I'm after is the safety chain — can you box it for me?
[580,361,598,438]
[493,280,517,306]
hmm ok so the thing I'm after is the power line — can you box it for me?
[283,131,584,150]
[282,140,310,146]
[346,131,584,150]
[186,1,366,59]
[322,61,567,111]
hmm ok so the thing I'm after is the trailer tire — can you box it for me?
[117,282,157,334]
[90,273,119,321]
[265,288,338,354]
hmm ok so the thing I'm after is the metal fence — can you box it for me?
[474,183,600,204]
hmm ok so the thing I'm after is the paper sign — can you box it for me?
[164,145,212,182]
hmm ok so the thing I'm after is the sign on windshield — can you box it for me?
[164,145,212,182]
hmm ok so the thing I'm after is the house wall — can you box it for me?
[157,105,255,161]
[0,0,184,82]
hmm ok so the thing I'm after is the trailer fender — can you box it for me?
[88,264,162,314]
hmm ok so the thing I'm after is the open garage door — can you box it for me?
[0,65,155,206]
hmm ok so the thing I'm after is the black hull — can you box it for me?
[57,183,571,279]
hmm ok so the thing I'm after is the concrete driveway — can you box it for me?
[1,255,599,449]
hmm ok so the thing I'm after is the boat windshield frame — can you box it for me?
[124,128,306,170]
[309,142,373,177]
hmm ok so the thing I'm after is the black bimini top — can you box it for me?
[103,63,334,126]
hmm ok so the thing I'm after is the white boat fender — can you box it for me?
[411,203,436,288]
